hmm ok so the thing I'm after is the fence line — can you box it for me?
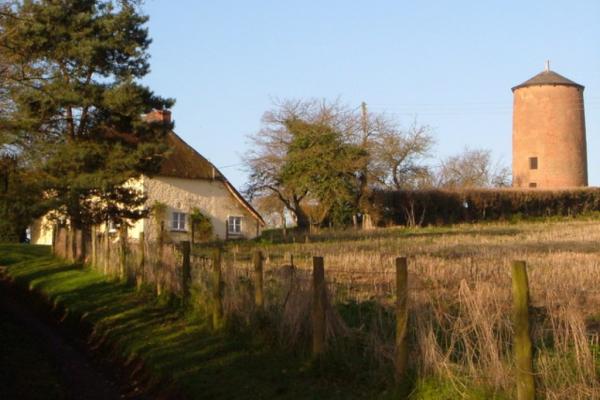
[50,225,599,396]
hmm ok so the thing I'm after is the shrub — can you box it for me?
[365,188,600,226]
[189,208,213,243]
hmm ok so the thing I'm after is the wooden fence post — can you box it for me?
[283,252,295,308]
[119,225,128,281]
[71,227,80,263]
[190,221,196,246]
[137,232,145,289]
[181,241,191,303]
[395,257,409,384]
[512,260,535,400]
[79,228,87,264]
[312,256,326,357]
[91,225,97,267]
[51,224,57,255]
[66,227,72,260]
[104,230,110,275]
[156,221,165,295]
[253,250,264,309]
[212,247,224,329]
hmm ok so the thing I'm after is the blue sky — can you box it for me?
[141,0,600,189]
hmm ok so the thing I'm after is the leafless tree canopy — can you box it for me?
[436,147,511,189]
[368,119,435,190]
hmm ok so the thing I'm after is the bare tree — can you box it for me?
[436,147,510,189]
[368,118,435,190]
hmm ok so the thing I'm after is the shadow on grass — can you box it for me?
[0,309,65,400]
[0,244,51,265]
[1,244,386,399]
[427,239,600,259]
[1,244,515,399]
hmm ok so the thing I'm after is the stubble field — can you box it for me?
[221,219,600,399]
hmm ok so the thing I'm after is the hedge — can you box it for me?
[364,188,600,226]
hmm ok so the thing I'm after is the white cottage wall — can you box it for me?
[143,176,259,242]
[30,215,54,245]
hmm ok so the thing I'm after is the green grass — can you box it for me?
[406,377,509,400]
[0,244,383,399]
[0,244,518,399]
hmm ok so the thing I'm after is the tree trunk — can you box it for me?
[293,205,310,230]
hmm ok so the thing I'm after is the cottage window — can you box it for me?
[228,216,242,235]
[529,157,538,170]
[107,220,118,233]
[171,212,187,231]
[529,182,537,188]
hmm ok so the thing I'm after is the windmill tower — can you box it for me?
[512,62,587,188]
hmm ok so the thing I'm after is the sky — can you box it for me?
[140,0,600,189]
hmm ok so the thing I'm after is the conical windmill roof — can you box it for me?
[512,69,584,91]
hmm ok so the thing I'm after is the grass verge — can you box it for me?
[0,244,384,399]
[0,244,518,399]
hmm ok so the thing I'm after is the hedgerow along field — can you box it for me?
[224,219,600,399]
[26,218,600,399]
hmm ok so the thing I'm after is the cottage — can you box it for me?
[31,110,264,244]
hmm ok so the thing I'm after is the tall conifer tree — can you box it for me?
[0,0,173,256]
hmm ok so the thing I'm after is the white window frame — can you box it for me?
[227,216,242,235]
[107,220,118,233]
[171,211,187,231]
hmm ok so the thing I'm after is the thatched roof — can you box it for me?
[160,131,224,180]
[512,70,584,91]
[159,131,265,225]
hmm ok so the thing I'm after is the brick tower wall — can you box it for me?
[512,85,587,188]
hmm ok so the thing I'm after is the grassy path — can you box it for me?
[0,244,383,400]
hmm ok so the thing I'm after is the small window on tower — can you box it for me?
[529,182,537,188]
[529,157,538,170]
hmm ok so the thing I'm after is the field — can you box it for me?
[221,219,600,399]
[8,219,600,399]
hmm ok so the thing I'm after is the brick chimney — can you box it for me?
[145,109,172,124]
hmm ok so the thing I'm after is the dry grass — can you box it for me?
[59,220,600,398]
[226,220,600,398]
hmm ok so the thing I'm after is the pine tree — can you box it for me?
[0,0,173,258]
